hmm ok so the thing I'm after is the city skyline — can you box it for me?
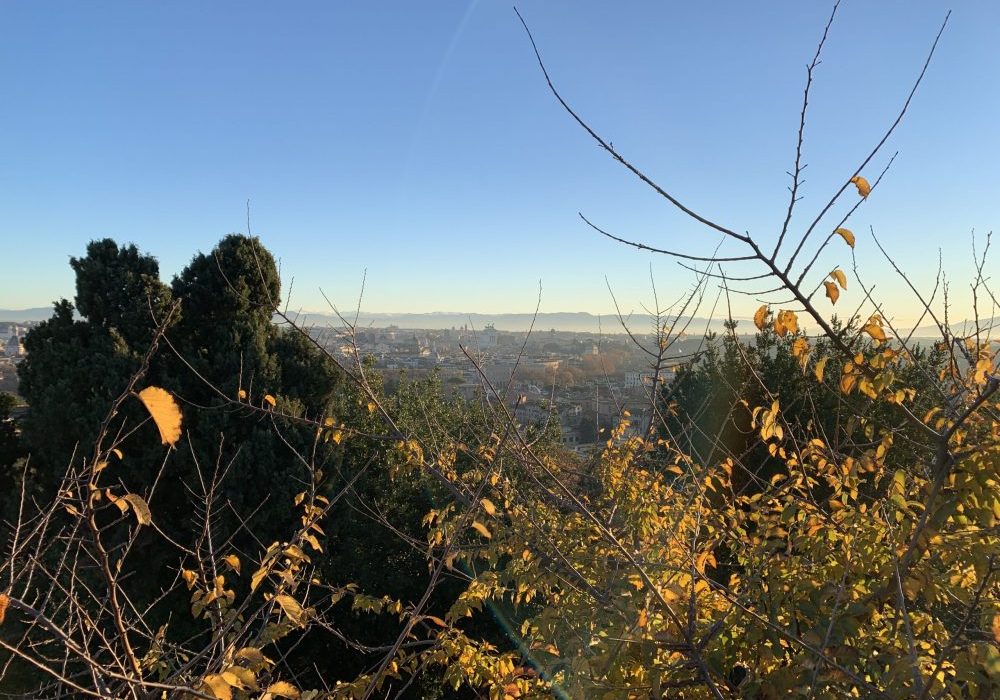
[2,2,998,320]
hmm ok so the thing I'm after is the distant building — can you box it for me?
[623,371,645,390]
[624,369,672,390]
[480,324,498,349]
[5,333,24,358]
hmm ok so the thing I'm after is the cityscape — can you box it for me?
[2,314,709,451]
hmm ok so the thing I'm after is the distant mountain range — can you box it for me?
[2,307,986,337]
[0,307,54,323]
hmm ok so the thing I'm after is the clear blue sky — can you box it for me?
[1,1,997,322]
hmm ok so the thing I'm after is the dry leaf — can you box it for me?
[753,304,769,331]
[235,646,269,671]
[224,666,258,692]
[773,310,799,337]
[123,494,152,525]
[0,593,9,625]
[850,175,871,198]
[137,386,183,447]
[223,554,241,575]
[480,498,497,516]
[863,320,887,343]
[202,674,233,700]
[265,681,300,699]
[251,568,268,592]
[107,489,129,513]
[263,394,276,408]
[181,569,198,589]
[273,594,306,626]
[824,281,840,305]
[470,521,492,540]
[830,268,848,289]
[814,356,830,383]
[834,228,856,248]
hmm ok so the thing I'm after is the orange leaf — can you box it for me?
[753,304,770,331]
[830,268,848,289]
[824,281,840,305]
[834,228,856,248]
[0,593,8,625]
[850,175,871,198]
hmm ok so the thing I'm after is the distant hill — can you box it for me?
[5,305,990,337]
[0,307,53,323]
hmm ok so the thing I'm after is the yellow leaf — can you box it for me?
[122,494,152,526]
[638,609,648,628]
[107,489,129,514]
[0,593,8,625]
[137,386,182,447]
[850,175,871,198]
[972,357,992,385]
[753,304,770,331]
[181,569,198,589]
[223,554,241,575]
[202,674,233,700]
[263,394,276,408]
[992,614,1000,643]
[863,321,887,343]
[480,498,497,516]
[695,550,712,574]
[773,310,798,337]
[830,268,848,289]
[835,228,856,248]
[366,401,377,414]
[235,646,270,671]
[251,568,268,592]
[111,448,123,460]
[303,533,323,553]
[237,389,247,400]
[791,337,810,360]
[220,671,247,690]
[470,521,492,540]
[824,281,840,305]
[266,681,300,699]
[224,666,258,692]
[814,356,830,383]
[840,374,858,394]
[273,594,306,626]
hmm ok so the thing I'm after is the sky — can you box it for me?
[1,1,998,324]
